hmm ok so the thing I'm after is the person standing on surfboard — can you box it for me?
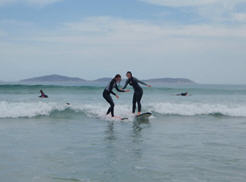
[103,74,129,118]
[122,71,151,115]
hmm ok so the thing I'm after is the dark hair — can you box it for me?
[114,74,121,79]
[126,71,132,76]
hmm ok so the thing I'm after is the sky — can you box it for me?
[0,0,246,84]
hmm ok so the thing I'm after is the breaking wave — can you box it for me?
[147,102,246,117]
[0,101,246,119]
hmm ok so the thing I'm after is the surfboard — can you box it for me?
[135,112,152,120]
[121,117,128,121]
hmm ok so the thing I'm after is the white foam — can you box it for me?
[0,101,135,120]
[71,103,135,121]
[147,102,246,117]
[0,101,66,118]
[0,101,246,119]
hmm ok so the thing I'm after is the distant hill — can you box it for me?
[93,77,194,85]
[20,74,86,83]
[93,77,112,82]
[19,74,195,85]
[145,78,195,84]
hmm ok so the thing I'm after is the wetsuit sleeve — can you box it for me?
[136,78,148,86]
[122,79,129,89]
[115,84,125,92]
[109,80,116,96]
[110,90,116,96]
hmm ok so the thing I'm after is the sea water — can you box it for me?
[0,84,246,182]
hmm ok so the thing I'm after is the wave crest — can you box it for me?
[148,102,246,117]
[0,101,246,119]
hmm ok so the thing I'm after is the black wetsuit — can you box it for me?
[177,92,188,96]
[103,78,124,117]
[122,77,147,113]
[39,91,48,98]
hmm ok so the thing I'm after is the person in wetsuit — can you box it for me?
[39,90,48,98]
[177,92,188,96]
[103,74,129,118]
[122,71,151,115]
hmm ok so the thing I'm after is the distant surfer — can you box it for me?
[103,74,129,118]
[122,71,151,116]
[39,90,48,98]
[176,92,188,96]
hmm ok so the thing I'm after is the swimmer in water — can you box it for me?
[39,90,48,98]
[176,92,188,96]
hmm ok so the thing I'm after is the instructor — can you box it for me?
[122,71,151,115]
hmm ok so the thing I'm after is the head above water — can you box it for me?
[126,71,132,79]
[114,74,122,82]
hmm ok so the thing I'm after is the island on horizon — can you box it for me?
[15,74,196,86]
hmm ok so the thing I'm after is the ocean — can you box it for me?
[0,84,246,182]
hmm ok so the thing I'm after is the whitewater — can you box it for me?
[0,84,246,119]
[0,101,246,119]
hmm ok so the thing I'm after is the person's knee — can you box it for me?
[111,102,115,107]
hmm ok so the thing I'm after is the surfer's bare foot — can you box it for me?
[137,112,141,116]
[113,116,121,119]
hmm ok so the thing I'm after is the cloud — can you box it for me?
[0,29,7,37]
[139,0,246,7]
[139,0,246,23]
[1,17,246,83]
[0,0,62,6]
[233,13,246,22]
[0,19,34,26]
[2,16,246,51]
[1,16,245,50]
[32,17,246,44]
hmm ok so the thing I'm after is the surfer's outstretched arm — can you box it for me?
[115,84,126,92]
[136,78,147,86]
[136,78,151,87]
[122,79,130,89]
[110,90,116,96]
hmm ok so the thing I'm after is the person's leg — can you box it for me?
[106,97,115,117]
[106,107,111,115]
[103,91,114,117]
[132,93,137,113]
[108,96,115,117]
[137,91,143,113]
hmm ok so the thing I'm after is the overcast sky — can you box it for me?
[0,0,246,84]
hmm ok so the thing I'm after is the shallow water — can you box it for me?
[0,84,246,182]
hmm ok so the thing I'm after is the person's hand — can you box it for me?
[116,95,119,99]
[125,89,130,92]
[147,85,152,88]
